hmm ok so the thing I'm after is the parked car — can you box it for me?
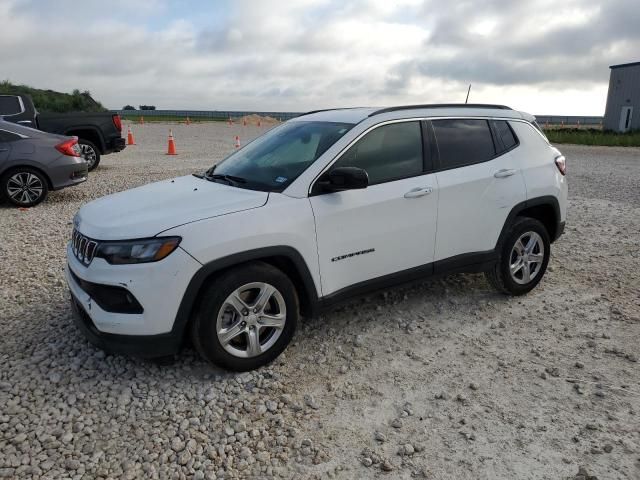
[0,94,125,171]
[0,120,88,207]
[66,104,567,371]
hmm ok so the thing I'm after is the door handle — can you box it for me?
[494,169,517,178]
[404,186,433,198]
[0,148,8,152]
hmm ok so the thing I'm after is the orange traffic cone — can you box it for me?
[186,116,191,125]
[127,126,135,145]
[234,135,240,148]
[139,116,144,125]
[166,130,177,155]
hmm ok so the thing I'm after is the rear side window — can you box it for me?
[492,120,518,152]
[333,121,423,185]
[432,119,495,170]
[0,96,23,116]
[0,130,22,142]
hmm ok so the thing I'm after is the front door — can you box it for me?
[309,121,438,296]
[619,106,633,133]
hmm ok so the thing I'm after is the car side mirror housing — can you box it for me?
[317,167,369,193]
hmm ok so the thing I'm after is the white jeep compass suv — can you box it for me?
[66,104,567,371]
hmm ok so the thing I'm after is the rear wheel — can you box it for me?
[191,262,299,371]
[78,139,100,171]
[486,217,550,295]
[1,168,49,207]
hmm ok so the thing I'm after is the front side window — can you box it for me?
[432,119,495,170]
[209,121,353,191]
[332,121,423,185]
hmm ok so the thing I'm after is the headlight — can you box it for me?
[95,237,181,265]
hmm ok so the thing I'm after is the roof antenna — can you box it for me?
[465,84,472,104]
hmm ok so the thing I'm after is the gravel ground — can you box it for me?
[1,123,639,480]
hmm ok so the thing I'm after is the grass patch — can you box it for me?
[544,128,640,147]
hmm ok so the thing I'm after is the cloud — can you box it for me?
[0,0,637,114]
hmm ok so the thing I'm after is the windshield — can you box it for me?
[208,121,353,191]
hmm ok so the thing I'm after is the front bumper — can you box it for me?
[70,294,181,357]
[65,242,202,355]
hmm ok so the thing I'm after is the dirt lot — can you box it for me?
[0,122,638,480]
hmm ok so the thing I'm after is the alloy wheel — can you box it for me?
[80,144,97,169]
[6,172,44,205]
[216,282,287,358]
[509,231,545,285]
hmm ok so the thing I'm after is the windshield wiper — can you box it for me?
[194,166,248,185]
[207,173,247,184]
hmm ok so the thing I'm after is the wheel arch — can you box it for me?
[172,246,320,342]
[0,164,53,190]
[65,127,105,153]
[496,196,562,248]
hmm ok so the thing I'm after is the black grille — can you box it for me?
[71,229,98,266]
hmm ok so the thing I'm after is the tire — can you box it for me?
[485,217,551,296]
[191,262,299,371]
[1,168,49,207]
[78,139,100,171]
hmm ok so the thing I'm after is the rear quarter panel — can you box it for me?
[509,121,567,222]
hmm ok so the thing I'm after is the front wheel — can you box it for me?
[485,217,551,295]
[78,139,101,171]
[191,262,299,371]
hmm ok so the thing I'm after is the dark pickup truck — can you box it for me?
[0,94,125,171]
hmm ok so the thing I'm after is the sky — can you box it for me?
[1,0,638,115]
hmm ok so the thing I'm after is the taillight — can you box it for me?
[554,155,566,175]
[56,137,80,157]
[112,114,122,132]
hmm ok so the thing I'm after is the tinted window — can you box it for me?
[493,120,518,151]
[0,96,22,116]
[333,121,423,185]
[0,130,21,142]
[432,119,495,169]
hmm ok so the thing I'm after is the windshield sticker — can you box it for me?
[275,176,288,184]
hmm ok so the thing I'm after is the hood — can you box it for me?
[75,175,268,240]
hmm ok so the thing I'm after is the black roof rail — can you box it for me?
[300,107,370,116]
[368,103,512,117]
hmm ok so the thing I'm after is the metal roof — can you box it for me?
[609,61,640,69]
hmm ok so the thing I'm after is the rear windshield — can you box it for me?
[0,96,23,116]
[209,121,353,192]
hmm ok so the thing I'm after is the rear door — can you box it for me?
[309,120,438,296]
[431,118,527,263]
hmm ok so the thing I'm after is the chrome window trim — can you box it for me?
[307,116,544,195]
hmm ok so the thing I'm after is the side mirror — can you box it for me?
[317,167,369,193]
